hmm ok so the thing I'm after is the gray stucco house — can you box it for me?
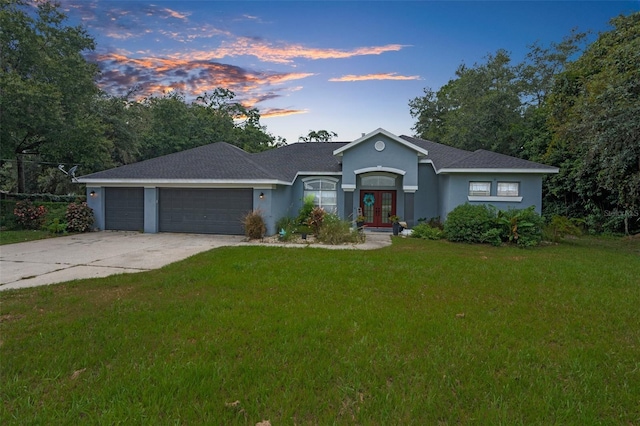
[78,128,558,235]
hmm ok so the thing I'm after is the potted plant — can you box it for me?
[356,215,366,229]
[389,214,401,235]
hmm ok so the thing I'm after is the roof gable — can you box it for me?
[333,128,429,157]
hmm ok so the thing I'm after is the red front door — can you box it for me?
[360,190,396,227]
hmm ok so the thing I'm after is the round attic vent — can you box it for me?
[374,140,385,151]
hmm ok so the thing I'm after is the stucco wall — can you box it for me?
[415,163,440,221]
[440,173,544,217]
[340,134,420,190]
[86,186,105,230]
[259,186,295,235]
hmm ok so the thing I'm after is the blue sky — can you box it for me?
[58,0,639,144]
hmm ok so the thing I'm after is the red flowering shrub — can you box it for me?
[65,202,94,233]
[13,200,48,230]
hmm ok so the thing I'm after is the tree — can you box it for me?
[409,50,523,156]
[298,130,338,142]
[547,12,640,233]
[136,88,282,160]
[0,0,107,192]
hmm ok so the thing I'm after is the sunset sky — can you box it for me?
[58,0,639,144]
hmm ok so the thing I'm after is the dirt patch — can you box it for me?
[0,313,25,323]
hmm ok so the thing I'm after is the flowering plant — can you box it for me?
[14,200,48,230]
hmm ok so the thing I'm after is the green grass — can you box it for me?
[0,229,59,245]
[1,237,639,424]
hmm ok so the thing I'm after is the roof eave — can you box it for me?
[76,178,293,187]
[437,167,559,174]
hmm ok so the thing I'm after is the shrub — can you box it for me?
[9,193,85,203]
[297,194,316,225]
[444,204,497,244]
[47,218,68,234]
[307,206,325,236]
[242,210,266,240]
[65,202,94,233]
[410,222,444,240]
[13,200,48,230]
[496,206,544,247]
[317,213,362,245]
[544,215,583,242]
[275,216,297,241]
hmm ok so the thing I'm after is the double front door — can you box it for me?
[360,190,396,227]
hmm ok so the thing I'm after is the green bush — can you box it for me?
[242,210,266,240]
[496,206,544,247]
[444,204,545,247]
[47,218,68,234]
[13,200,48,230]
[2,200,68,230]
[410,222,444,240]
[65,202,94,233]
[275,216,297,241]
[297,194,316,225]
[317,213,362,245]
[444,204,497,244]
[9,193,85,203]
[543,215,583,242]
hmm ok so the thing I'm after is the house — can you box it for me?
[77,128,558,235]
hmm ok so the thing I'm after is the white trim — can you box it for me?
[468,196,523,202]
[354,166,406,176]
[438,168,559,174]
[332,128,428,156]
[341,183,356,191]
[75,178,285,188]
[418,159,439,174]
[301,176,339,183]
[403,186,418,193]
[295,171,342,178]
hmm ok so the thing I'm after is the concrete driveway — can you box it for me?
[0,230,391,291]
[0,231,244,291]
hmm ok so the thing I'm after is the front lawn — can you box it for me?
[0,230,58,245]
[1,237,639,424]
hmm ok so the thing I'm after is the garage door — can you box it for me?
[158,188,253,235]
[105,187,144,231]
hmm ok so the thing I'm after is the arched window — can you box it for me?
[303,177,338,213]
[360,173,397,188]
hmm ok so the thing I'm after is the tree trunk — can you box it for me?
[16,154,25,194]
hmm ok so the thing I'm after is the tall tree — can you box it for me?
[547,12,640,233]
[298,130,338,142]
[0,0,107,192]
[409,50,523,156]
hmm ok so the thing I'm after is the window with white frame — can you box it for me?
[469,182,491,196]
[497,182,519,197]
[361,173,397,188]
[303,178,337,213]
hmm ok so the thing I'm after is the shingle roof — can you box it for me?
[443,149,557,171]
[400,136,474,172]
[79,133,557,183]
[79,142,274,180]
[401,135,557,172]
[79,141,348,182]
[252,142,346,181]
